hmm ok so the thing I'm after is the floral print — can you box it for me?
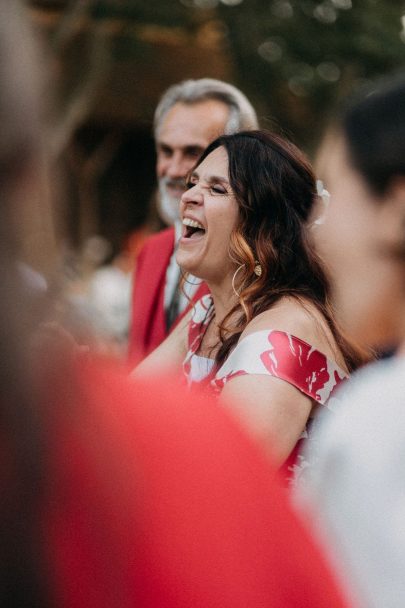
[183,295,348,484]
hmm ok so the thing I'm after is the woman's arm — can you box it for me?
[219,297,345,466]
[131,310,191,379]
[220,374,312,465]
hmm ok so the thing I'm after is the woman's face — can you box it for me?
[314,134,405,350]
[176,146,239,285]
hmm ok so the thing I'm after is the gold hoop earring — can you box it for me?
[232,264,245,298]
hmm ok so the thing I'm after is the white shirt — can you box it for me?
[88,265,132,340]
[296,356,405,608]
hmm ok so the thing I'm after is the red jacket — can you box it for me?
[128,227,208,364]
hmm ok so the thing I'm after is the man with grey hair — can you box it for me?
[128,78,258,363]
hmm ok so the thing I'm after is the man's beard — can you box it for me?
[157,177,184,226]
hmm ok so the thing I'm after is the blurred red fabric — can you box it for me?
[44,359,351,608]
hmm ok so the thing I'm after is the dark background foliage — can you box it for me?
[29,0,405,247]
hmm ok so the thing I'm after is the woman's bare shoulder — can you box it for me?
[241,297,341,363]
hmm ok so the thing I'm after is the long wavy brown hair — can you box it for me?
[194,130,369,371]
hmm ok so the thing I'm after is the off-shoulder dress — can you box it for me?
[183,295,348,483]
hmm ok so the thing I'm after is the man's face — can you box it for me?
[155,99,230,225]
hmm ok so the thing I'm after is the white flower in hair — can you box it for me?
[311,179,330,227]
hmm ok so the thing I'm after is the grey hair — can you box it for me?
[154,78,258,138]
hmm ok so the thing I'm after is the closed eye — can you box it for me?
[210,185,227,194]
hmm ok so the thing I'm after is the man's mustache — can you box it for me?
[160,177,186,190]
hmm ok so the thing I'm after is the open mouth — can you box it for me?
[182,218,206,239]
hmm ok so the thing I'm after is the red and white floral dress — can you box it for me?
[183,294,348,483]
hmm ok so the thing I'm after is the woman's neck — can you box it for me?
[196,279,238,358]
[207,277,238,328]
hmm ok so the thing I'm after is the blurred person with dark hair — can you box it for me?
[0,3,354,607]
[135,130,366,480]
[296,73,405,608]
[128,78,259,364]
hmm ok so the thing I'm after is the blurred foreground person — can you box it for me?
[128,78,258,363]
[297,73,405,608]
[0,3,352,607]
